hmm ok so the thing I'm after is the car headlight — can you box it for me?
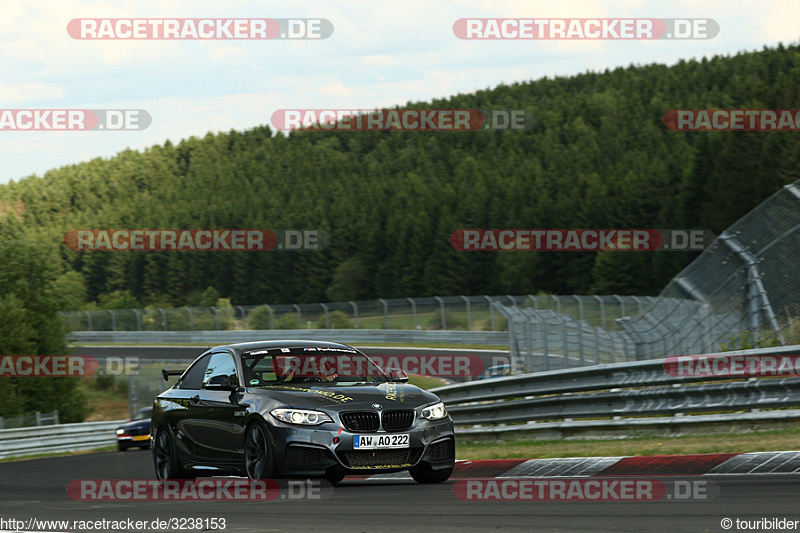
[420,402,447,420]
[116,429,125,435]
[270,408,333,426]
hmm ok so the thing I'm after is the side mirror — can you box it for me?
[205,375,237,390]
[387,369,409,383]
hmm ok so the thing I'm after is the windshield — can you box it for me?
[241,347,389,387]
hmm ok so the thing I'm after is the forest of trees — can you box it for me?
[2,43,800,312]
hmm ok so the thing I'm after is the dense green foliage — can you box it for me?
[0,221,88,421]
[2,44,799,310]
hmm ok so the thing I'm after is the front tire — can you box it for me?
[244,421,276,480]
[410,464,453,484]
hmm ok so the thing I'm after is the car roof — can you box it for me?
[209,339,358,355]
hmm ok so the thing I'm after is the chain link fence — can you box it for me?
[0,410,59,429]
[61,294,650,334]
[499,180,800,372]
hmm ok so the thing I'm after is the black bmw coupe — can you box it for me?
[151,340,455,484]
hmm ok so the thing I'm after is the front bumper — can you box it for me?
[266,416,455,477]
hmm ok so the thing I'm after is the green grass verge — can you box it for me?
[457,426,800,460]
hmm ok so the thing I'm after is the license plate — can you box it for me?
[353,434,409,449]
[132,435,150,442]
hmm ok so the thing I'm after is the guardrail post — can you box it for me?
[293,305,302,329]
[406,298,417,329]
[434,296,446,330]
[483,296,495,331]
[460,296,471,331]
[184,307,194,331]
[349,301,359,329]
[133,309,142,331]
[108,310,117,331]
[84,310,92,331]
[321,303,329,329]
[378,299,389,329]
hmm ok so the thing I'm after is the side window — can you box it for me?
[203,352,238,388]
[179,354,212,390]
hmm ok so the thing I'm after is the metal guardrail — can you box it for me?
[0,420,125,459]
[432,345,800,432]
[68,329,510,346]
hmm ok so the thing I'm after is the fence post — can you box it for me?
[321,303,329,329]
[236,306,246,328]
[632,296,643,315]
[483,296,495,331]
[158,308,166,331]
[573,295,584,322]
[54,410,59,425]
[460,295,471,331]
[35,411,41,426]
[85,310,92,331]
[434,296,446,330]
[265,305,274,330]
[527,294,538,309]
[613,294,625,318]
[0,416,5,429]
[594,326,600,365]
[349,301,359,329]
[293,304,302,329]
[184,307,194,331]
[378,299,389,329]
[593,295,606,329]
[551,295,561,314]
[406,298,417,329]
[108,310,117,331]
[133,309,142,331]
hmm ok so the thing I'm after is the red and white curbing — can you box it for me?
[358,451,800,480]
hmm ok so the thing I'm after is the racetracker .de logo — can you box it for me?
[270,109,536,132]
[453,18,719,40]
[453,478,715,501]
[664,109,800,131]
[67,479,329,501]
[0,356,97,377]
[67,18,333,39]
[450,229,715,251]
[0,109,150,131]
[63,229,329,251]
[664,354,800,377]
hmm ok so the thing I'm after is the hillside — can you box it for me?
[2,44,799,309]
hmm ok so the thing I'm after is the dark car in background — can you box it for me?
[116,407,153,451]
[151,340,455,484]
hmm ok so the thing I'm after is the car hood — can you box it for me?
[246,382,440,410]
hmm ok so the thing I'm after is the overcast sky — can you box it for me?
[1,0,798,184]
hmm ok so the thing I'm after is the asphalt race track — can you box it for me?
[1,450,797,533]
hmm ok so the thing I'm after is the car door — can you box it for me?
[162,353,212,459]
[189,351,243,463]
